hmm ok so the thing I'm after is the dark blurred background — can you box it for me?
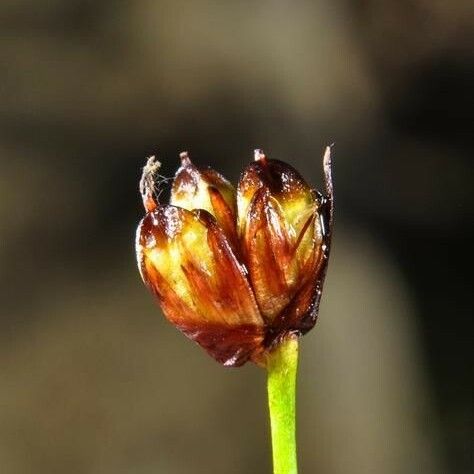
[0,1,472,473]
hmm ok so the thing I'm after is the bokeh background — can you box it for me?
[0,1,472,473]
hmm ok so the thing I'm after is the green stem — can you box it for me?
[267,335,299,474]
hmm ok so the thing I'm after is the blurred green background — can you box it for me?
[0,1,472,473]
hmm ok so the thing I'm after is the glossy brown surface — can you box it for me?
[178,322,264,367]
[136,149,333,366]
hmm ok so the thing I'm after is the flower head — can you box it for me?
[136,149,333,367]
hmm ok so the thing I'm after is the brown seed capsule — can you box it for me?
[135,148,333,366]
[170,152,238,248]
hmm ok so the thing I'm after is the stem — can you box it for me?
[267,335,299,474]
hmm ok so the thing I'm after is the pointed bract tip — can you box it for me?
[179,151,192,166]
[254,149,266,162]
[323,145,333,198]
[139,155,161,212]
[323,145,332,169]
[144,155,161,175]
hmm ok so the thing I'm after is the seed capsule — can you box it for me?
[136,148,333,366]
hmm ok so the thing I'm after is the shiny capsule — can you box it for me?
[136,149,334,367]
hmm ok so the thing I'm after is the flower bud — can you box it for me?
[237,150,323,324]
[136,205,264,366]
[170,152,238,247]
[136,149,333,366]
